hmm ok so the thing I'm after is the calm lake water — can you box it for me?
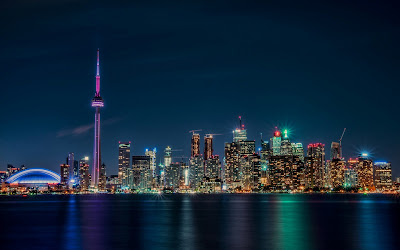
[0,194,400,250]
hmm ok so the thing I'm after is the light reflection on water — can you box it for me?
[0,194,399,250]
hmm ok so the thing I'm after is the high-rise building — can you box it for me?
[204,134,213,160]
[67,153,75,185]
[268,155,304,191]
[205,155,221,179]
[189,155,204,189]
[374,162,392,191]
[164,146,172,168]
[330,142,341,160]
[145,148,157,178]
[91,49,104,189]
[305,143,325,189]
[280,130,293,156]
[98,163,106,191]
[79,157,90,191]
[165,162,180,189]
[132,156,151,191]
[239,141,256,157]
[60,164,69,186]
[270,130,282,156]
[224,142,240,188]
[354,154,374,191]
[191,133,200,157]
[179,162,190,189]
[118,142,131,188]
[344,165,357,189]
[233,117,247,142]
[291,143,304,162]
[329,159,346,189]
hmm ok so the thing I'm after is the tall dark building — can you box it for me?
[132,155,151,190]
[118,142,131,188]
[98,163,106,191]
[189,155,204,189]
[330,142,340,160]
[191,133,200,157]
[79,157,90,191]
[305,143,325,189]
[224,142,240,188]
[60,164,69,186]
[204,134,213,160]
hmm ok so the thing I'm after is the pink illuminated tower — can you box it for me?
[91,49,104,189]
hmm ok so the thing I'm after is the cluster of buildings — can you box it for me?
[109,118,396,193]
[0,50,397,194]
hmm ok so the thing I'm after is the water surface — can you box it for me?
[1,194,399,250]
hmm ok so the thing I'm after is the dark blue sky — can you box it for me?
[1,0,399,176]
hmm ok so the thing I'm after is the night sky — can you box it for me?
[1,0,400,176]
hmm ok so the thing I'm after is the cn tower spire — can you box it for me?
[96,48,100,97]
[91,49,104,191]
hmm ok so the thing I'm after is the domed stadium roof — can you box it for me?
[6,168,60,184]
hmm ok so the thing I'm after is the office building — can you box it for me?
[164,146,172,168]
[205,155,221,179]
[60,164,69,186]
[354,154,374,191]
[132,156,151,191]
[374,162,392,191]
[204,134,213,160]
[189,155,204,189]
[191,132,200,157]
[118,142,131,188]
[270,130,282,156]
[79,157,90,190]
[330,142,341,160]
[305,143,325,189]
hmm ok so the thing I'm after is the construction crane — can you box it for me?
[189,129,202,135]
[339,128,346,158]
[205,133,222,138]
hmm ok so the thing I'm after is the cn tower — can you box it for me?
[91,49,104,189]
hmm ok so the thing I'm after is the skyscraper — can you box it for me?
[270,130,282,156]
[204,134,213,160]
[239,141,256,157]
[118,142,131,188]
[189,155,204,189]
[224,142,240,188]
[305,143,325,189]
[79,157,90,191]
[205,155,221,179]
[344,165,357,189]
[145,148,157,177]
[280,129,293,156]
[191,133,200,157]
[91,49,104,189]
[132,155,151,191]
[164,162,180,189]
[164,146,172,168]
[60,164,69,186]
[354,154,374,191]
[329,158,346,189]
[374,162,392,191]
[330,142,341,160]
[233,116,247,142]
[291,143,304,162]
[98,163,107,191]
[67,153,75,185]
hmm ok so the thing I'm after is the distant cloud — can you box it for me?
[56,117,124,138]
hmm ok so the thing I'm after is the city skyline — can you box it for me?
[1,1,400,177]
